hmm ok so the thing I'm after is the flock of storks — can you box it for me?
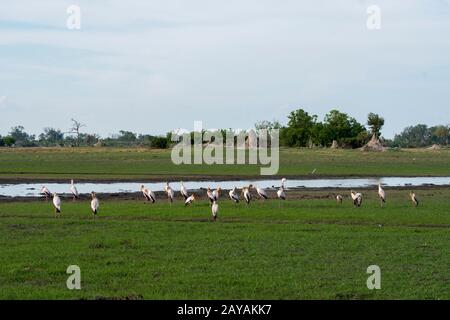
[39,178,420,221]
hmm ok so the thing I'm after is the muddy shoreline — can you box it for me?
[1,185,448,202]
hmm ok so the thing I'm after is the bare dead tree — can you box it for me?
[69,118,86,147]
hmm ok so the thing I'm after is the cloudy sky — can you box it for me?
[0,0,449,138]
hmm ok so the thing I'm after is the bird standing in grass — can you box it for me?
[410,191,419,207]
[41,186,52,201]
[184,194,196,206]
[70,179,79,201]
[253,185,268,200]
[336,195,343,204]
[180,181,189,200]
[350,191,363,207]
[212,187,221,202]
[378,183,386,207]
[277,186,286,206]
[281,178,287,189]
[165,183,174,204]
[140,185,156,203]
[90,192,99,219]
[206,187,215,204]
[212,201,219,222]
[52,193,61,218]
[242,186,252,205]
[229,187,239,204]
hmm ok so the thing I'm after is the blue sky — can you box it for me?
[1,0,449,138]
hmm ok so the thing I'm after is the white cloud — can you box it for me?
[0,0,450,137]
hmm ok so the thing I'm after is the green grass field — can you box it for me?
[0,147,450,180]
[1,189,449,299]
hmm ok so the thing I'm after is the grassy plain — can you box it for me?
[0,189,449,299]
[0,147,449,181]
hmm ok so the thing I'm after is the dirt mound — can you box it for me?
[428,144,442,150]
[360,135,386,152]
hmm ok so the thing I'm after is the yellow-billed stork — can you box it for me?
[90,192,99,218]
[212,201,219,222]
[410,191,419,207]
[41,186,52,201]
[52,193,61,217]
[184,194,196,206]
[350,190,363,207]
[70,179,79,201]
[378,183,386,207]
[229,187,239,204]
[180,181,189,200]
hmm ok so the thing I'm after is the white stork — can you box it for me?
[410,191,419,207]
[90,192,99,219]
[70,179,79,201]
[350,191,363,207]
[52,193,61,217]
[41,186,52,201]
[229,187,239,204]
[212,201,219,222]
[180,181,189,200]
[336,195,343,204]
[184,194,196,206]
[378,183,386,207]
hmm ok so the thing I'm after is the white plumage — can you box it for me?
[180,181,188,200]
[277,187,286,200]
[52,193,61,216]
[141,185,156,203]
[351,191,363,207]
[378,183,386,206]
[242,186,252,204]
[206,188,215,204]
[410,191,419,207]
[165,183,174,203]
[212,201,219,221]
[70,179,79,200]
[212,187,221,201]
[281,178,287,189]
[184,194,196,206]
[90,192,99,216]
[229,187,239,203]
[41,186,52,200]
[253,185,268,200]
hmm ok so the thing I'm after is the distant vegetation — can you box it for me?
[0,109,448,149]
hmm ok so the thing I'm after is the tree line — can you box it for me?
[0,110,448,149]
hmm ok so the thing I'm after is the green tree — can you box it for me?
[367,113,385,138]
[433,126,449,145]
[393,124,432,147]
[9,126,35,146]
[281,109,317,147]
[39,128,64,146]
[2,136,15,147]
